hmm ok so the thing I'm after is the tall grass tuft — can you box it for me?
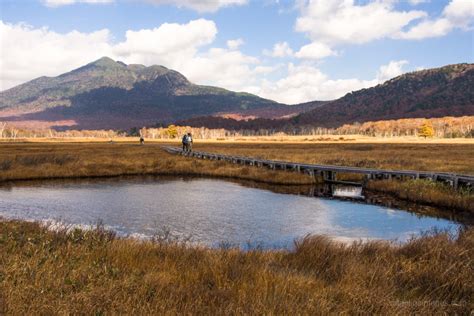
[1,220,473,314]
[367,179,474,213]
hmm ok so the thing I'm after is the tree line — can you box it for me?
[0,116,473,139]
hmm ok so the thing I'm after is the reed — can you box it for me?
[192,142,474,174]
[1,220,472,314]
[0,142,314,185]
[367,179,474,213]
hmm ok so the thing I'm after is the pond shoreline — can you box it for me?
[0,175,464,247]
[1,170,472,223]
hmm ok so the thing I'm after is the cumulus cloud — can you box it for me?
[254,60,410,104]
[0,21,114,90]
[376,60,408,82]
[408,0,429,5]
[0,19,269,93]
[226,38,244,50]
[42,0,113,7]
[295,0,426,45]
[178,47,261,90]
[263,41,293,58]
[397,0,474,39]
[112,19,217,67]
[294,42,336,60]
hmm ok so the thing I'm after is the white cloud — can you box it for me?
[42,0,113,7]
[0,19,268,93]
[0,21,114,90]
[397,0,474,39]
[178,47,261,90]
[112,19,217,66]
[254,60,410,104]
[377,60,408,82]
[396,18,452,39]
[408,0,429,5]
[226,38,244,50]
[294,42,336,60]
[295,0,426,45]
[263,41,293,57]
[444,0,474,27]
[142,0,248,13]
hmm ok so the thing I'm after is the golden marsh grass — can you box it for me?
[1,220,473,314]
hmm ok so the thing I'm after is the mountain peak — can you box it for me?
[0,57,280,130]
[88,56,124,69]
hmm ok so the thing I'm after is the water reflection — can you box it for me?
[0,176,462,249]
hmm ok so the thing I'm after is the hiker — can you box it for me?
[182,134,188,152]
[186,133,193,152]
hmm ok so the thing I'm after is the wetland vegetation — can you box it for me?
[1,140,473,313]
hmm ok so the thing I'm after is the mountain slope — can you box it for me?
[293,63,474,127]
[0,57,300,130]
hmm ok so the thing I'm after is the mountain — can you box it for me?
[292,63,474,127]
[3,60,471,131]
[0,57,311,130]
[179,63,474,130]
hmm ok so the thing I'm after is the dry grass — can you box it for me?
[0,142,313,185]
[192,142,474,174]
[367,179,474,213]
[1,220,472,314]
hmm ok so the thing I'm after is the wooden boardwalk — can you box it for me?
[162,146,474,189]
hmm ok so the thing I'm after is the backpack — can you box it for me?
[182,135,188,144]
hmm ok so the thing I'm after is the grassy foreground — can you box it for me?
[1,220,472,314]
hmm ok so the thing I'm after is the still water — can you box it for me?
[0,176,460,249]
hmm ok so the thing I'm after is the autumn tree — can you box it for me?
[0,122,6,138]
[418,121,434,138]
[167,125,178,138]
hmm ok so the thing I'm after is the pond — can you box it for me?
[0,176,461,249]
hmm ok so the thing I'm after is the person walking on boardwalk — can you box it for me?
[182,134,188,152]
[186,133,193,152]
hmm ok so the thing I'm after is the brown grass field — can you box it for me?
[191,141,474,174]
[0,142,312,185]
[1,220,473,314]
[1,140,473,313]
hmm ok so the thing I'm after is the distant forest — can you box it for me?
[1,116,473,140]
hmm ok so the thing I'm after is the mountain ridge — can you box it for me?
[0,57,317,129]
[179,63,474,130]
[293,63,474,127]
[1,60,472,130]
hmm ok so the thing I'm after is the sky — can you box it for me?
[1,0,473,104]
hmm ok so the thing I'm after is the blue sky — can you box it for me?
[1,0,473,103]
